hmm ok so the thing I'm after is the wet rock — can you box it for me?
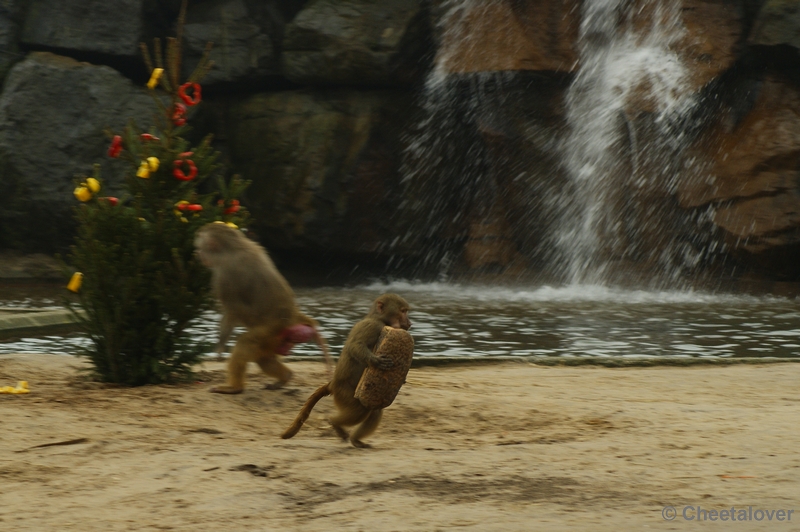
[434,0,580,74]
[0,52,156,251]
[678,0,743,91]
[462,219,517,269]
[281,0,430,86]
[433,0,740,90]
[227,89,417,255]
[749,0,800,48]
[680,77,800,255]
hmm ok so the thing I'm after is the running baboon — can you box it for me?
[194,223,332,393]
[281,293,412,447]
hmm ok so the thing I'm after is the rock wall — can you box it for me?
[1,0,800,282]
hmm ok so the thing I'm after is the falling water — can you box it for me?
[552,0,707,286]
[403,0,718,285]
[399,0,517,274]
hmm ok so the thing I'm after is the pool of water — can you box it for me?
[1,281,799,360]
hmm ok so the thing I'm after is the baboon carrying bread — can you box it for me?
[194,222,332,393]
[281,293,412,448]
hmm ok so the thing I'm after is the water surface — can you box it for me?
[1,282,799,361]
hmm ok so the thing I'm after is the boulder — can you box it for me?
[226,89,417,255]
[434,0,580,74]
[0,0,23,82]
[680,77,800,254]
[0,52,156,251]
[21,0,147,57]
[281,0,430,86]
[182,0,283,87]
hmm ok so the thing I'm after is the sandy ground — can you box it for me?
[1,354,800,531]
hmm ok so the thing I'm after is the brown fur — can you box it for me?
[194,223,332,393]
[281,293,411,447]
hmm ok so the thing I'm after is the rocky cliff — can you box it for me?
[1,0,800,284]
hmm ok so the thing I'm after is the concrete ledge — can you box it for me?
[0,308,84,333]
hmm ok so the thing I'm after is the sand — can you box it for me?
[1,354,800,531]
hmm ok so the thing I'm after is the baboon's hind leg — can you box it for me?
[350,409,383,448]
[257,355,293,390]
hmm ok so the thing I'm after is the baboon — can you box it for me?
[281,293,412,448]
[194,222,332,393]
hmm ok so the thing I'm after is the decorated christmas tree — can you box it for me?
[67,2,248,385]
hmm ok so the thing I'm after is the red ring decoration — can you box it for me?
[101,197,119,206]
[173,159,198,181]
[140,133,160,142]
[172,103,187,126]
[107,135,122,158]
[178,82,202,106]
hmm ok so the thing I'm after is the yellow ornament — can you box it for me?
[67,272,83,293]
[136,161,150,178]
[147,157,160,172]
[213,221,239,229]
[74,186,92,202]
[86,177,101,193]
[147,67,164,89]
[174,200,188,219]
[0,381,29,394]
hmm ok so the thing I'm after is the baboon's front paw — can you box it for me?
[350,439,372,449]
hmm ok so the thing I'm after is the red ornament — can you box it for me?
[172,103,187,126]
[176,202,202,212]
[223,199,240,215]
[107,135,122,158]
[173,158,198,181]
[178,82,202,106]
[100,197,119,206]
[140,133,160,142]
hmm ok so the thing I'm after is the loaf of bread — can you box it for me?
[355,326,414,409]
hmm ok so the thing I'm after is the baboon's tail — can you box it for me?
[281,382,331,439]
[314,332,334,375]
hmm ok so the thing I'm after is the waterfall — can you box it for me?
[402,0,717,285]
[552,0,704,286]
[400,0,514,273]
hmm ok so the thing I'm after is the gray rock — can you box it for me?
[21,0,145,57]
[227,89,418,255]
[0,15,21,82]
[749,0,800,48]
[0,52,156,251]
[0,0,25,82]
[281,0,430,86]
[183,0,282,86]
